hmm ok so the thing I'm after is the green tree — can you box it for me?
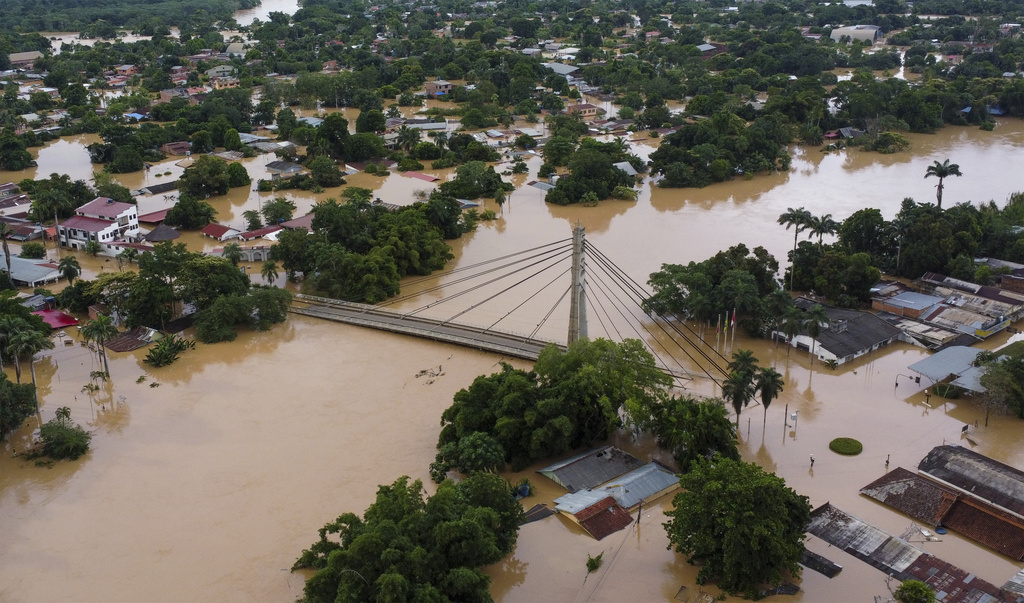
[355,108,386,133]
[651,396,739,471]
[261,260,279,285]
[924,159,962,210]
[755,367,784,428]
[164,193,217,229]
[807,213,838,251]
[8,328,54,394]
[223,128,242,151]
[180,155,230,198]
[176,254,250,311]
[778,207,812,290]
[39,406,91,460]
[262,197,297,225]
[804,304,829,365]
[664,455,811,599]
[293,473,522,603]
[0,223,14,274]
[19,242,45,259]
[895,580,937,603]
[226,162,251,188]
[242,210,263,231]
[222,242,242,266]
[0,372,35,441]
[107,145,144,173]
[58,255,81,285]
[80,313,118,376]
[395,125,421,151]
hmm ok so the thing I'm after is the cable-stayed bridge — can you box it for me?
[289,226,731,386]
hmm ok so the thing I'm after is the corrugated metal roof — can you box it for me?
[888,291,945,311]
[919,445,1024,518]
[539,446,643,492]
[908,346,982,382]
[553,462,679,512]
[860,467,956,525]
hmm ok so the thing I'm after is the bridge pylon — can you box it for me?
[567,223,588,345]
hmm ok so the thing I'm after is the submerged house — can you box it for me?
[539,448,679,540]
[780,299,901,365]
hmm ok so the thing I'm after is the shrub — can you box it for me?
[144,335,196,367]
[19,242,46,259]
[39,406,91,460]
[586,552,604,573]
[829,437,863,455]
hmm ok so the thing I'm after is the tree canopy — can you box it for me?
[432,338,671,479]
[293,473,523,603]
[664,455,811,599]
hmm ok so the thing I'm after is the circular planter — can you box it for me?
[829,437,863,456]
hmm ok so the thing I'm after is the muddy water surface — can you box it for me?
[2,122,1024,601]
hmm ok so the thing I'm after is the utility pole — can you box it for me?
[567,223,587,345]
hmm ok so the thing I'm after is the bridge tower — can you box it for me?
[567,223,588,345]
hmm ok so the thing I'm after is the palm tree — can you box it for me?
[242,210,263,231]
[58,255,81,285]
[429,131,449,152]
[808,213,839,251]
[781,306,804,356]
[924,159,963,209]
[261,259,279,285]
[81,314,118,376]
[804,304,830,366]
[223,242,243,267]
[396,125,421,152]
[777,207,812,291]
[0,222,13,275]
[765,290,793,346]
[8,329,54,391]
[755,367,785,428]
[723,349,758,429]
[84,240,102,256]
[117,247,139,266]
[720,270,760,319]
[0,315,27,371]
[722,371,755,430]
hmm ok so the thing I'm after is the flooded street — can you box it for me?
[2,120,1024,601]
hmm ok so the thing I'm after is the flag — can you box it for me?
[716,314,721,334]
[731,308,736,328]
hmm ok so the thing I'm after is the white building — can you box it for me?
[56,197,140,256]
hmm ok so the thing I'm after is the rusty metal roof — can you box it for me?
[919,445,1024,518]
[809,504,1014,603]
[538,446,644,492]
[861,467,958,525]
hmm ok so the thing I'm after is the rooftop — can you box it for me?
[907,346,982,383]
[919,445,1024,518]
[539,446,644,492]
[61,215,117,232]
[77,197,135,219]
[575,497,633,540]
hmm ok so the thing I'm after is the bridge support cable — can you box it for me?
[431,252,573,330]
[584,243,729,382]
[585,265,699,383]
[376,241,573,311]
[582,272,623,343]
[585,243,731,372]
[393,238,572,290]
[399,246,573,318]
[586,249,726,383]
[484,267,571,332]
[505,282,577,358]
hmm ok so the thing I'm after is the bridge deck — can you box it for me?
[291,295,696,382]
[290,294,563,361]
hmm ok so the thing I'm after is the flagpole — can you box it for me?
[731,308,737,347]
[716,313,721,352]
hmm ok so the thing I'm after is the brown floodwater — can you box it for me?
[2,121,1024,602]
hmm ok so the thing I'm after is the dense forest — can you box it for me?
[0,0,259,33]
